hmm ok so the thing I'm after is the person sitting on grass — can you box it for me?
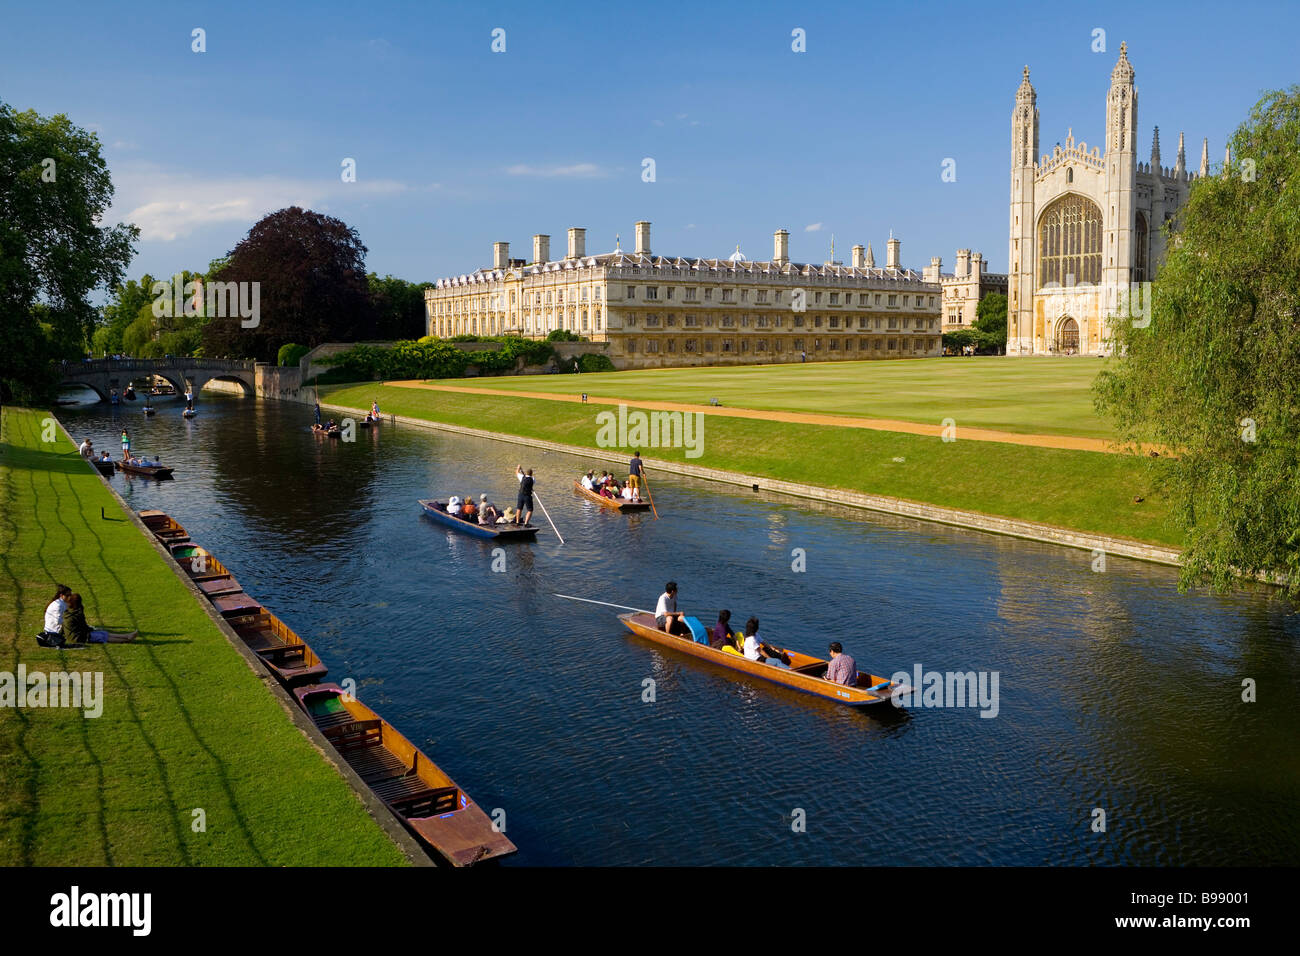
[38,584,72,647]
[63,593,137,644]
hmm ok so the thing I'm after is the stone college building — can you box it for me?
[1008,43,1211,355]
[426,223,942,369]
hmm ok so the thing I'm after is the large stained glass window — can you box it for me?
[1134,212,1149,284]
[1037,194,1103,287]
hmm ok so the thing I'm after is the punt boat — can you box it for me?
[572,481,652,512]
[418,499,538,541]
[208,591,263,619]
[618,611,907,709]
[116,459,174,479]
[139,510,189,541]
[227,608,328,687]
[168,544,241,596]
[92,459,116,478]
[295,683,517,867]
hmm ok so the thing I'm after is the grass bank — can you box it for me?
[0,406,408,866]
[324,383,1180,547]
[427,355,1113,438]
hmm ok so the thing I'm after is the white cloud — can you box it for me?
[686,223,696,229]
[805,222,824,232]
[504,162,607,178]
[109,167,422,241]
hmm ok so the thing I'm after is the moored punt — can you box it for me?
[115,459,175,479]
[572,481,652,512]
[618,611,906,709]
[227,608,328,687]
[139,510,189,541]
[418,499,538,541]
[92,459,116,478]
[295,684,516,867]
[209,591,263,619]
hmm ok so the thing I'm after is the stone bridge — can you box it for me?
[60,358,257,400]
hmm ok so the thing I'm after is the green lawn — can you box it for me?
[326,384,1180,546]
[0,406,409,866]
[430,356,1115,439]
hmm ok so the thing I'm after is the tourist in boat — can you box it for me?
[581,470,597,490]
[120,429,130,457]
[628,451,643,493]
[447,495,463,515]
[655,582,687,636]
[184,386,194,411]
[710,610,733,649]
[370,400,380,420]
[742,618,765,660]
[498,506,517,525]
[63,593,137,644]
[824,642,857,685]
[478,495,500,524]
[314,401,321,425]
[39,584,72,647]
[78,438,93,457]
[461,496,478,520]
[516,468,534,525]
[99,450,112,464]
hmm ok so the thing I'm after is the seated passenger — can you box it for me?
[710,610,733,649]
[447,495,463,515]
[478,495,500,524]
[461,497,478,519]
[581,470,596,490]
[498,506,517,524]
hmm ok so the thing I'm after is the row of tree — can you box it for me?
[943,292,1007,354]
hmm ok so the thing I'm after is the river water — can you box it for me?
[57,391,1300,865]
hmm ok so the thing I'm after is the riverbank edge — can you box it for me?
[319,399,1183,568]
[54,416,433,867]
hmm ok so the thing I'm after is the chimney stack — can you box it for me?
[886,233,901,270]
[773,229,789,266]
[634,221,651,256]
[567,227,586,259]
[851,244,865,269]
[533,234,550,264]
[493,241,510,270]
[971,251,985,274]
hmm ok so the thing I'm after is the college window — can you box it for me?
[684,315,699,328]
[704,339,714,352]
[626,286,636,299]
[829,292,838,305]
[793,338,803,350]
[829,339,839,350]
[756,339,767,351]
[813,316,822,328]
[666,339,676,352]
[741,340,749,352]
[646,287,659,300]
[888,339,896,350]
[860,294,869,305]
[704,289,713,301]
[665,314,676,326]
[814,338,822,350]
[814,292,822,304]
[773,316,783,328]
[722,339,733,352]
[793,316,804,327]
[757,290,768,303]
[721,316,735,328]
[666,287,674,300]
[888,317,898,329]
[626,313,637,327]
[721,289,733,303]
[645,315,661,327]
[646,339,659,353]
[916,296,925,307]
[740,315,749,327]
[685,287,697,301]
[874,294,882,305]
[773,291,781,304]
[829,317,840,329]
[858,317,868,329]
[626,339,637,353]
[596,288,602,300]
[684,339,698,352]
[741,290,749,302]
[887,295,897,307]
[928,296,935,307]
[756,316,769,328]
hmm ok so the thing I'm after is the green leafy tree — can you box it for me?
[1095,86,1300,593]
[973,292,1008,352]
[0,100,137,402]
[369,273,432,340]
[277,342,310,366]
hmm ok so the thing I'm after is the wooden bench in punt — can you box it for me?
[296,684,517,867]
[227,608,329,687]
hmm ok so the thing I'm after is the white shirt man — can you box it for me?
[78,439,93,457]
[44,595,67,634]
[581,472,596,490]
[743,632,763,661]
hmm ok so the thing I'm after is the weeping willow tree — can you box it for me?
[1095,86,1300,593]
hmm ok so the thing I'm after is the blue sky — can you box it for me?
[3,0,1296,287]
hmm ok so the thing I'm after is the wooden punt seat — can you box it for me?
[389,786,460,817]
[369,773,428,802]
[324,719,384,752]
[197,575,240,596]
[791,661,829,677]
[257,643,307,663]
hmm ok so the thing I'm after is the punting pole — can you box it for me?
[641,468,660,519]
[533,492,565,545]
[554,593,652,614]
